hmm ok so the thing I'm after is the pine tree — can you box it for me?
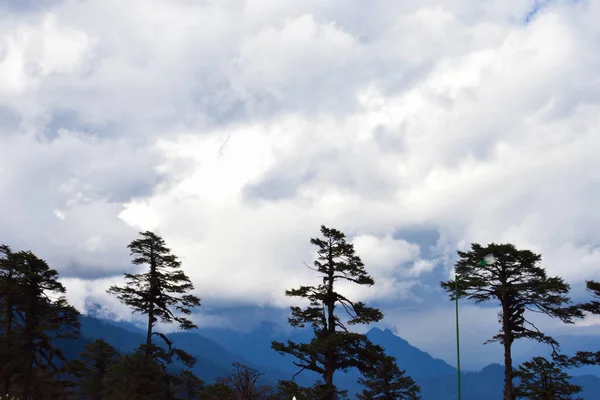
[70,339,120,400]
[440,243,582,400]
[0,248,81,399]
[357,355,420,400]
[107,231,201,363]
[514,357,582,400]
[0,245,21,398]
[272,225,386,400]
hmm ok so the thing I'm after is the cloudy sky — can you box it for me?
[1,0,600,370]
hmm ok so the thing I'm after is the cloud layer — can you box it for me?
[2,0,600,368]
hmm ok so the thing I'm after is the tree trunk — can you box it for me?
[324,244,336,400]
[145,304,154,359]
[503,340,513,400]
[502,295,514,400]
[324,369,335,400]
[2,289,13,397]
[145,247,156,360]
[22,296,37,400]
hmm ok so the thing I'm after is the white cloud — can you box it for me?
[0,12,97,95]
[352,234,435,280]
[61,276,132,319]
[353,235,420,272]
[1,0,600,365]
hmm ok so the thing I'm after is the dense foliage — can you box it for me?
[514,357,582,400]
[357,355,420,400]
[0,246,80,399]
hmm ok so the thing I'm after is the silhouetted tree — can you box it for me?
[515,357,582,400]
[106,231,200,397]
[107,231,201,361]
[0,248,81,399]
[272,225,386,400]
[440,243,582,400]
[0,245,21,398]
[70,339,119,400]
[357,355,420,400]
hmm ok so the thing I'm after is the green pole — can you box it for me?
[453,255,494,400]
[455,271,462,400]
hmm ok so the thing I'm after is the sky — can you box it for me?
[1,0,600,370]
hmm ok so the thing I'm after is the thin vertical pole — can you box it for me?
[455,272,462,400]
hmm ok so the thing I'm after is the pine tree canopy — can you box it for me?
[272,225,392,400]
[515,357,582,400]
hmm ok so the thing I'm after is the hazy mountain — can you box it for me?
[77,316,234,382]
[366,327,457,379]
[516,334,600,377]
[573,375,600,399]
[195,320,313,371]
[66,316,600,399]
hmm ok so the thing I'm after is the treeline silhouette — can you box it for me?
[1,226,600,399]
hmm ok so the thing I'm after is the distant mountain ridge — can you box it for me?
[78,316,236,382]
[72,315,600,399]
[516,334,600,377]
[366,328,456,379]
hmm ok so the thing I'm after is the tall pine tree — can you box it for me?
[272,225,386,400]
[441,243,582,400]
[0,245,21,398]
[0,247,81,399]
[107,231,201,361]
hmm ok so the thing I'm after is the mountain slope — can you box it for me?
[366,327,457,379]
[69,316,600,399]
[573,375,600,399]
[77,316,233,381]
[196,321,314,371]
